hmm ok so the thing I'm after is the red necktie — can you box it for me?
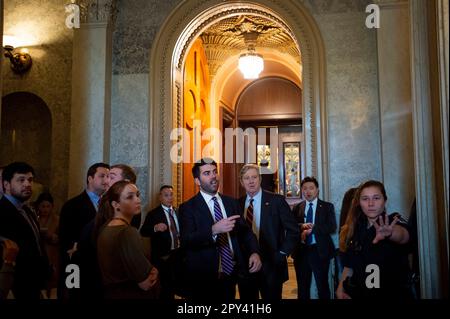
[167,208,179,249]
[246,198,254,228]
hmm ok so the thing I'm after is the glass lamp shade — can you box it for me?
[238,52,264,79]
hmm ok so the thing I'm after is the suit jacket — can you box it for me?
[140,205,180,265]
[178,192,259,280]
[239,190,299,283]
[291,199,337,260]
[59,191,97,263]
[0,196,49,297]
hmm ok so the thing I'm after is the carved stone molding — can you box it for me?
[79,0,117,25]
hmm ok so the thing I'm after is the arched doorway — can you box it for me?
[148,0,328,207]
[0,92,52,189]
[232,76,303,206]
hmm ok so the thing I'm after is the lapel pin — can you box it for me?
[265,202,270,206]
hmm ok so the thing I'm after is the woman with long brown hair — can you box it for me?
[95,180,159,299]
[336,180,411,299]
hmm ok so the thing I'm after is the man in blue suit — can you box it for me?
[179,158,261,300]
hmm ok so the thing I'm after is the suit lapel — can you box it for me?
[315,199,323,224]
[221,195,235,217]
[194,193,215,225]
[82,190,97,217]
[299,201,306,221]
[260,191,271,236]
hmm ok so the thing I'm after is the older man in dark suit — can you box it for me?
[58,162,109,299]
[0,162,49,299]
[179,158,261,300]
[292,176,337,299]
[238,164,299,300]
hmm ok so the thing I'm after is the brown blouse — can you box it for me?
[97,224,158,299]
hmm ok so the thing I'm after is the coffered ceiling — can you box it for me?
[200,15,301,77]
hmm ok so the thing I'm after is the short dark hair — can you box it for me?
[192,158,217,179]
[2,162,35,191]
[86,163,110,185]
[111,164,137,184]
[160,185,173,193]
[300,176,319,188]
[35,192,54,206]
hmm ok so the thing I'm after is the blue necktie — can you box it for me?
[212,196,234,275]
[306,202,313,245]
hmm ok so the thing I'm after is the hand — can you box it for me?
[301,223,313,231]
[154,223,168,232]
[67,242,78,259]
[248,253,262,273]
[148,267,159,288]
[372,214,398,244]
[212,215,240,235]
[1,239,19,264]
[301,228,313,242]
[336,285,351,299]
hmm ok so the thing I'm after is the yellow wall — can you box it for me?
[183,38,211,201]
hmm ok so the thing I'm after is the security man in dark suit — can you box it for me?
[58,162,110,299]
[178,158,262,300]
[0,162,50,299]
[238,164,299,300]
[141,185,182,299]
[292,176,337,299]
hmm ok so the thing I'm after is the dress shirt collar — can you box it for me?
[3,194,25,210]
[306,197,318,209]
[246,188,262,204]
[86,190,101,208]
[200,190,220,204]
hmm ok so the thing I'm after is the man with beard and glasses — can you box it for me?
[178,158,262,300]
[0,162,50,299]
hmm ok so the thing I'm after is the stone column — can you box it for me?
[68,0,116,196]
[375,0,415,216]
[436,0,449,270]
[409,0,445,298]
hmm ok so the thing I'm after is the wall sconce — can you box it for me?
[3,35,32,74]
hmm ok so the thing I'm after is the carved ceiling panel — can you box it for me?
[200,15,301,77]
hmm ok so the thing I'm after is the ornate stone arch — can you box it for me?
[148,0,328,206]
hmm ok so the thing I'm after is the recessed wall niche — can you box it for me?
[1,92,52,188]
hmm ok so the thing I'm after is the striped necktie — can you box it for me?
[246,198,254,228]
[212,196,234,275]
[167,208,179,249]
